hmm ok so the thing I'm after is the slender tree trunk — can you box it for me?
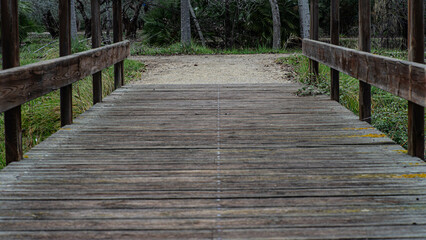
[189,0,206,47]
[70,0,78,41]
[269,0,281,49]
[42,10,60,38]
[181,0,191,46]
[75,0,91,37]
[298,0,310,38]
[105,0,112,44]
[224,0,231,48]
[124,2,144,38]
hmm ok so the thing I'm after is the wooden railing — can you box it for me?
[1,0,127,165]
[303,39,426,107]
[304,0,425,160]
[0,42,130,113]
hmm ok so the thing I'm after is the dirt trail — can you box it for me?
[130,54,293,84]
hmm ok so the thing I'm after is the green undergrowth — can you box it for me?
[0,38,145,168]
[131,41,299,55]
[278,52,425,153]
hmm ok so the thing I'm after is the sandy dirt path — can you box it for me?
[130,54,293,84]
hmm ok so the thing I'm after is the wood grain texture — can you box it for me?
[302,39,426,107]
[1,0,23,164]
[407,0,425,160]
[59,0,73,126]
[91,0,102,104]
[358,0,371,123]
[330,0,339,102]
[113,0,124,89]
[0,84,425,239]
[0,41,130,113]
[309,0,319,82]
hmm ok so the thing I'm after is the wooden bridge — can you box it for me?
[0,0,425,239]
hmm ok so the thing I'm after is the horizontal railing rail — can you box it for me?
[304,0,424,160]
[303,39,426,107]
[2,0,127,165]
[0,40,130,113]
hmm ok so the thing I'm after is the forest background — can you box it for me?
[2,0,417,49]
[0,0,425,166]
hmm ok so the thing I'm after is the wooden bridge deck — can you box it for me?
[0,84,425,239]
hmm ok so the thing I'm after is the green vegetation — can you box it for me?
[278,53,425,152]
[142,0,181,46]
[131,41,300,56]
[141,0,299,48]
[131,42,215,55]
[1,0,420,167]
[0,37,144,168]
[0,32,296,169]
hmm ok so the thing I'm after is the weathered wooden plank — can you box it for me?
[1,206,425,220]
[1,0,22,165]
[0,41,130,113]
[1,180,425,193]
[1,195,424,209]
[0,187,425,200]
[1,195,424,210]
[0,214,425,231]
[407,0,425,160]
[1,84,425,238]
[0,226,425,240]
[302,39,426,107]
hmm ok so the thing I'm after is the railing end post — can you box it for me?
[5,107,23,165]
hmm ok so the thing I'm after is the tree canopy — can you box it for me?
[9,0,417,49]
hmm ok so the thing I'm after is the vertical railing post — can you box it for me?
[92,0,102,104]
[407,0,424,160]
[309,0,319,82]
[330,0,339,102]
[2,0,22,165]
[113,0,124,89]
[358,0,371,123]
[59,0,73,126]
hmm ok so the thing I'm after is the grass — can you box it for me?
[2,36,298,168]
[0,37,145,168]
[9,35,415,167]
[278,52,425,153]
[131,41,300,55]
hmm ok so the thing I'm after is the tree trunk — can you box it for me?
[189,0,206,47]
[124,2,144,39]
[269,0,281,49]
[75,0,91,37]
[105,0,112,44]
[181,0,191,46]
[224,0,231,48]
[298,0,310,38]
[70,0,78,41]
[42,10,59,38]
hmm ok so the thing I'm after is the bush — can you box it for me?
[142,0,181,46]
[142,0,299,48]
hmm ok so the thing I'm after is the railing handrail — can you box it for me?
[0,40,130,114]
[304,0,424,160]
[302,38,426,108]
